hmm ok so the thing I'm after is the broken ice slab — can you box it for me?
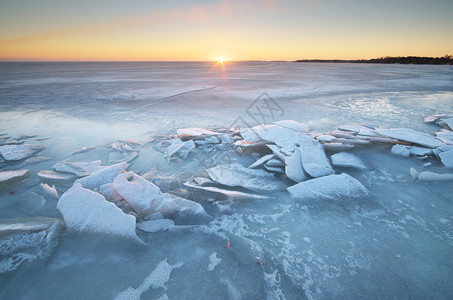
[137,219,174,233]
[206,163,287,192]
[316,135,336,143]
[57,183,140,241]
[53,160,104,177]
[0,217,64,273]
[285,149,308,182]
[298,133,334,178]
[184,180,270,200]
[165,139,195,160]
[241,124,300,150]
[330,152,366,169]
[0,144,46,161]
[423,113,453,123]
[287,173,368,200]
[391,145,410,158]
[75,162,127,190]
[248,154,274,169]
[443,117,453,131]
[266,144,286,161]
[410,168,453,181]
[40,183,59,200]
[266,159,285,167]
[264,165,284,173]
[322,143,355,151]
[435,130,453,144]
[37,170,77,182]
[377,128,443,148]
[439,150,453,168]
[0,169,30,189]
[113,172,210,224]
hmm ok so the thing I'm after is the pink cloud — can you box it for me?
[0,0,279,46]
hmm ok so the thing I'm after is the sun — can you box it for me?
[217,58,224,64]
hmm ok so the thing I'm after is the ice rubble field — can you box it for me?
[0,62,453,299]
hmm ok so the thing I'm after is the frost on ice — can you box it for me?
[114,259,183,300]
[0,217,64,273]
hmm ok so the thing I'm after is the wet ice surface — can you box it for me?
[0,62,453,299]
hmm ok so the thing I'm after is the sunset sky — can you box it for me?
[1,0,452,61]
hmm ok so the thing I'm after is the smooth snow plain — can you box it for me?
[0,62,452,299]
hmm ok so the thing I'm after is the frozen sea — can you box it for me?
[0,62,452,299]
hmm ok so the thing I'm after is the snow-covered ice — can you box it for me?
[287,173,368,200]
[57,183,139,241]
[1,62,453,299]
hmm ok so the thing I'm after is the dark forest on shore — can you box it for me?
[296,55,453,65]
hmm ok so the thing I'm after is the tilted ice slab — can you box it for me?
[435,130,453,144]
[53,160,104,177]
[439,150,453,168]
[0,169,30,188]
[75,162,127,190]
[184,180,270,200]
[0,144,46,161]
[298,133,334,178]
[113,172,210,223]
[113,172,163,215]
[57,183,139,241]
[249,154,274,169]
[137,219,174,233]
[285,149,308,182]
[206,163,287,192]
[241,125,299,150]
[114,259,183,300]
[410,168,453,182]
[330,152,366,169]
[377,128,443,148]
[391,145,410,157]
[165,139,195,159]
[287,173,368,200]
[0,217,64,273]
[444,118,453,131]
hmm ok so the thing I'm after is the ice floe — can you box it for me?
[57,183,139,241]
[0,144,46,161]
[0,170,30,189]
[248,154,274,169]
[287,173,368,200]
[37,170,77,182]
[391,144,411,157]
[284,149,308,182]
[113,172,210,224]
[298,133,334,178]
[75,162,127,190]
[206,163,286,192]
[439,150,453,168]
[377,128,443,148]
[137,219,174,233]
[330,152,366,169]
[410,168,453,181]
[53,160,104,177]
[40,183,59,200]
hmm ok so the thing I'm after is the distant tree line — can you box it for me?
[295,55,453,65]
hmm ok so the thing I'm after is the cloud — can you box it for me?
[0,0,279,46]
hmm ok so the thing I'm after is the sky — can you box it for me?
[0,0,452,61]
